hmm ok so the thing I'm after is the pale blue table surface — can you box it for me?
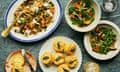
[0,0,120,72]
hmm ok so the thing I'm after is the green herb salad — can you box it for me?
[69,0,95,27]
[90,26,117,54]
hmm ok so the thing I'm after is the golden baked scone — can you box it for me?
[11,54,24,72]
[54,53,65,65]
[11,54,24,67]
[64,43,76,55]
[65,55,78,68]
[11,66,24,72]
[53,38,65,53]
[84,62,100,72]
[58,64,70,72]
[41,52,53,65]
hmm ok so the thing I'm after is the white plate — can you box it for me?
[4,0,62,43]
[39,36,82,72]
[84,20,120,60]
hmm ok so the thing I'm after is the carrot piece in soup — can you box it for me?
[38,2,43,8]
[29,22,34,29]
[15,22,19,26]
[24,25,29,30]
[93,47,99,52]
[89,12,94,18]
[50,7,55,14]
[84,20,91,25]
[32,28,38,33]
[74,3,81,9]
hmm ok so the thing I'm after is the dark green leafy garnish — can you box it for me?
[43,56,49,60]
[71,18,84,26]
[70,48,75,52]
[69,7,76,14]
[19,19,26,24]
[56,56,61,61]
[83,0,91,7]
[57,42,61,49]
[91,41,96,48]
[34,9,41,16]
[69,0,95,27]
[15,69,19,72]
[69,59,76,64]
[49,2,54,7]
[63,68,69,72]
[90,27,117,54]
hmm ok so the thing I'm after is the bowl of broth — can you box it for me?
[65,0,101,32]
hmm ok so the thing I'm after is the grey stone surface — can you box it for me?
[0,0,120,72]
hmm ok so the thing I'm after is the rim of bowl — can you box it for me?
[65,0,101,32]
[4,0,63,43]
[84,20,120,60]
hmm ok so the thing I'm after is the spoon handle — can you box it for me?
[1,23,14,38]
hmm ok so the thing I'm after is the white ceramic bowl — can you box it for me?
[84,20,120,60]
[4,0,62,43]
[65,0,101,32]
[39,36,82,72]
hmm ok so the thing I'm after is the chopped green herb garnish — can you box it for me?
[90,27,116,54]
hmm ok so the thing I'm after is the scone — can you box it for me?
[53,38,65,53]
[54,53,65,65]
[11,66,24,72]
[84,62,100,72]
[65,55,78,68]
[58,64,70,72]
[41,52,53,65]
[11,54,24,72]
[11,54,25,67]
[64,43,76,55]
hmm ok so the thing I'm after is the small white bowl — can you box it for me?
[65,0,101,32]
[102,0,118,12]
[4,0,62,43]
[84,20,120,60]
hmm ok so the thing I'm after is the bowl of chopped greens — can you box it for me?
[65,0,101,32]
[4,0,62,43]
[84,20,120,60]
